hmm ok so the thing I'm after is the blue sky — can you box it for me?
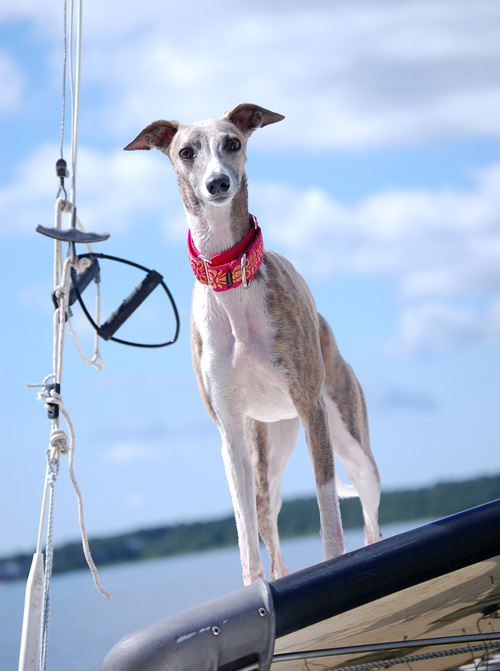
[1,0,500,557]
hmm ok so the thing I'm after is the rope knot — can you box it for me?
[53,284,67,301]
[56,197,72,213]
[50,428,69,455]
[76,256,91,272]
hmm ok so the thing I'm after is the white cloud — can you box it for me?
[123,493,147,511]
[103,442,163,464]
[0,143,180,239]
[0,143,57,238]
[0,0,64,37]
[4,0,498,150]
[255,162,500,357]
[258,162,500,278]
[95,0,500,150]
[0,51,23,114]
[365,381,438,413]
[74,146,180,235]
[386,302,499,359]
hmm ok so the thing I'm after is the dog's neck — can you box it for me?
[180,176,251,260]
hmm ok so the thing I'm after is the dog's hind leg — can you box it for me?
[246,416,300,580]
[300,402,346,560]
[340,445,382,545]
[318,314,382,546]
[324,393,382,544]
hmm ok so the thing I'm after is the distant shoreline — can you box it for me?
[2,474,498,582]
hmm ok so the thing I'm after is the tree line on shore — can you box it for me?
[2,473,499,581]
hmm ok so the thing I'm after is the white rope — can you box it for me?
[21,3,112,669]
[22,205,112,670]
[32,380,111,671]
[53,198,104,370]
[42,385,112,600]
[67,301,104,370]
[40,198,111,599]
[67,214,104,371]
[28,375,112,602]
[31,247,111,597]
[64,404,111,600]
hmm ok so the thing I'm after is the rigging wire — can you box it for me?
[59,0,67,161]
[68,0,82,207]
[271,632,500,667]
[19,2,111,670]
[56,0,68,200]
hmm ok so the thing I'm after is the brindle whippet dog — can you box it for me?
[125,104,382,585]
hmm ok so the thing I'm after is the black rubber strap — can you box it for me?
[70,253,180,348]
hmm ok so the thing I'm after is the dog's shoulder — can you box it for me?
[262,249,317,310]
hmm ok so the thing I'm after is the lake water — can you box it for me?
[1,520,430,671]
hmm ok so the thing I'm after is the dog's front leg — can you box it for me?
[191,318,264,584]
[219,420,265,585]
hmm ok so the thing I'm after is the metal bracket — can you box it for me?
[45,383,61,420]
[36,224,110,244]
[241,253,250,288]
[103,579,276,671]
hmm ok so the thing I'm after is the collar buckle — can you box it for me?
[241,253,251,288]
[198,254,212,284]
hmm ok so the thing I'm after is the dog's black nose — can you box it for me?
[206,174,230,195]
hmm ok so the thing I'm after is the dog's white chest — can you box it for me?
[192,282,296,423]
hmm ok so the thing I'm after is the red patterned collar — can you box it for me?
[187,214,264,292]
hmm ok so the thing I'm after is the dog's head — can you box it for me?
[125,104,284,207]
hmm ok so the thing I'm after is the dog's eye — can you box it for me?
[179,147,194,160]
[226,138,241,152]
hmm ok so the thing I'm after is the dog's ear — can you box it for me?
[223,104,284,134]
[124,120,179,154]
